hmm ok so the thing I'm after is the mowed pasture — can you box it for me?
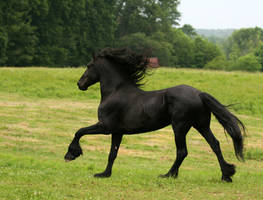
[0,67,263,200]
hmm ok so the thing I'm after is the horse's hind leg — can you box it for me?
[195,126,236,182]
[160,122,191,178]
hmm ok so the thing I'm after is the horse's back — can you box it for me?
[166,84,202,102]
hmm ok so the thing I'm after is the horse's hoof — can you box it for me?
[94,172,111,178]
[64,144,83,162]
[159,173,177,178]
[64,152,76,162]
[159,174,170,178]
[221,176,232,183]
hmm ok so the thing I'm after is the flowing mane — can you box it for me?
[98,47,150,87]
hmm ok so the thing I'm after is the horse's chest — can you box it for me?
[98,101,123,127]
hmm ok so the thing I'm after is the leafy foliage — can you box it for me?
[229,54,262,72]
[0,27,8,65]
[2,1,262,72]
[180,24,197,38]
[116,32,176,66]
[201,27,263,72]
[115,0,180,37]
[0,0,117,66]
[204,56,229,70]
[225,27,263,60]
[193,37,222,68]
[254,44,263,70]
[0,0,224,68]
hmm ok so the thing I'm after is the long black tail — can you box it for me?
[199,92,246,161]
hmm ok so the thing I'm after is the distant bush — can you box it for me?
[254,44,263,71]
[204,56,229,70]
[229,54,262,72]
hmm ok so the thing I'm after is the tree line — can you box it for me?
[0,0,262,71]
[0,0,221,68]
[203,27,263,72]
[0,0,119,66]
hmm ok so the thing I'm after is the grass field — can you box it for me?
[0,67,263,200]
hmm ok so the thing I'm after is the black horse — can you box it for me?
[65,47,245,182]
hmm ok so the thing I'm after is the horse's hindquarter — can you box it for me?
[166,85,204,122]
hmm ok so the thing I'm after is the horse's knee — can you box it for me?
[75,128,86,139]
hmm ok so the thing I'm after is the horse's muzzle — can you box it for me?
[77,82,88,91]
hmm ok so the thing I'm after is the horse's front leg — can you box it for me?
[94,133,123,178]
[64,122,105,161]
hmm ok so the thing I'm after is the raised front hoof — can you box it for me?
[221,176,233,183]
[94,172,111,178]
[64,147,82,162]
[159,172,177,179]
[64,152,76,162]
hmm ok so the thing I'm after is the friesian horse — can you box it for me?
[65,47,245,182]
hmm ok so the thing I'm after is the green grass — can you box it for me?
[0,67,263,200]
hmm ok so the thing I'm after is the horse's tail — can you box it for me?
[199,92,246,161]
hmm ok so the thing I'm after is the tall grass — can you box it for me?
[0,67,263,200]
[1,67,262,115]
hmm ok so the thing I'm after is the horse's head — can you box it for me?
[77,54,100,91]
[78,47,150,90]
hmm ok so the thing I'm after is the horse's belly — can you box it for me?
[121,108,171,134]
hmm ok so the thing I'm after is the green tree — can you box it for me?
[115,0,180,38]
[224,27,263,60]
[180,24,197,38]
[0,27,8,65]
[2,0,38,66]
[193,37,222,68]
[33,0,74,66]
[167,29,195,67]
[204,56,229,70]
[86,0,117,51]
[149,31,176,66]
[0,0,226,69]
[230,54,262,72]
[254,44,263,71]
[116,32,175,66]
[0,1,8,65]
[32,0,117,66]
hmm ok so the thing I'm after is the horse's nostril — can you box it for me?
[77,81,87,90]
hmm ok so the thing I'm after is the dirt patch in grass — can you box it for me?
[2,135,41,143]
[0,99,98,110]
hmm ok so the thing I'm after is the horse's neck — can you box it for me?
[99,62,141,100]
[99,73,132,100]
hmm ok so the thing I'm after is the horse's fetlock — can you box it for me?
[222,163,236,178]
